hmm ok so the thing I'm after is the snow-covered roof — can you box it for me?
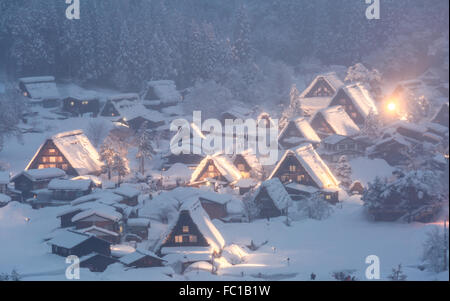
[269,144,340,189]
[113,186,140,198]
[19,76,60,100]
[48,230,95,249]
[119,249,164,266]
[11,168,66,182]
[79,225,119,237]
[27,130,103,176]
[119,104,166,123]
[340,83,378,118]
[72,175,102,187]
[127,218,151,228]
[232,150,264,177]
[322,134,349,145]
[191,154,242,184]
[313,106,360,136]
[48,179,92,191]
[284,182,319,194]
[253,178,292,211]
[107,93,140,103]
[72,208,122,223]
[70,191,124,206]
[0,171,10,185]
[144,80,182,104]
[278,118,321,144]
[157,199,226,254]
[300,72,344,98]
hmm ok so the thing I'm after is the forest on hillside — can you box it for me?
[0,0,448,102]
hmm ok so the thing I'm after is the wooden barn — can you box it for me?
[318,134,367,162]
[367,135,411,166]
[57,208,84,228]
[310,106,360,138]
[26,130,103,177]
[299,72,344,117]
[18,76,60,107]
[141,80,182,110]
[100,93,140,117]
[328,83,378,125]
[278,118,321,149]
[119,249,165,268]
[126,218,151,240]
[62,94,100,117]
[431,102,449,128]
[48,179,93,201]
[48,230,111,258]
[79,226,121,244]
[11,168,66,198]
[198,192,233,221]
[0,171,9,194]
[72,208,123,233]
[190,154,242,188]
[252,178,292,219]
[79,253,117,272]
[269,144,340,203]
[116,108,165,131]
[112,186,140,207]
[157,200,225,257]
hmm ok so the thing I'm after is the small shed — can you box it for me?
[11,168,66,198]
[126,218,151,240]
[79,253,117,272]
[119,249,165,268]
[62,94,100,117]
[48,179,93,201]
[349,181,365,195]
[113,186,140,207]
[72,208,123,233]
[18,76,60,107]
[252,178,292,219]
[79,226,121,244]
[48,230,111,257]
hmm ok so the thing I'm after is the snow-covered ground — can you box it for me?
[0,196,447,281]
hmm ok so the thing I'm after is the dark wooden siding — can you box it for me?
[160,210,209,248]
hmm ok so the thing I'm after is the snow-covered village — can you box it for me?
[0,1,448,283]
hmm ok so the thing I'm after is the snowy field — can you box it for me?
[0,197,447,281]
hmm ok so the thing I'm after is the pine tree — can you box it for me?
[387,264,408,281]
[99,140,117,180]
[361,109,381,139]
[335,156,352,189]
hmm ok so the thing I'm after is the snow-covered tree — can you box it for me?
[335,155,352,189]
[280,84,304,129]
[361,109,381,139]
[296,192,334,221]
[345,63,382,99]
[99,140,117,180]
[0,89,26,152]
[136,124,155,175]
[112,153,130,186]
[422,227,449,273]
[387,264,408,281]
[86,120,110,148]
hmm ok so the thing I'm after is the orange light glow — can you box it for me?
[387,102,397,112]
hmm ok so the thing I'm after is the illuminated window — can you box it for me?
[289,165,297,172]
[49,149,57,154]
[237,164,246,171]
[297,175,305,182]
[57,157,64,163]
[49,157,57,163]
[208,165,215,172]
[82,101,89,105]
[61,164,68,170]
[175,235,183,243]
[38,164,45,169]
[182,226,189,233]
[325,195,331,200]
[70,101,75,106]
[189,235,198,243]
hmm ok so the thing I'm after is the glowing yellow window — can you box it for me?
[208,165,215,172]
[237,164,246,171]
[38,164,45,169]
[175,235,183,243]
[189,235,198,243]
[289,165,297,172]
[182,226,189,233]
[325,195,332,200]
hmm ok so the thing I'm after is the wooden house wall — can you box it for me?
[271,154,318,187]
[100,101,121,117]
[200,200,227,220]
[13,175,52,196]
[329,90,365,124]
[254,188,283,219]
[27,140,78,176]
[310,113,335,137]
[161,211,209,248]
[52,188,92,201]
[130,256,164,268]
[304,78,336,98]
[62,98,100,116]
[195,160,228,183]
[52,237,111,258]
[74,215,120,232]
[80,254,117,272]
[233,155,251,178]
[60,210,83,228]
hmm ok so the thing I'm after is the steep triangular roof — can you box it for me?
[312,106,360,136]
[300,72,344,98]
[190,154,242,184]
[252,178,292,211]
[156,199,226,253]
[26,130,103,176]
[269,144,339,189]
[278,118,321,145]
[339,83,378,118]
